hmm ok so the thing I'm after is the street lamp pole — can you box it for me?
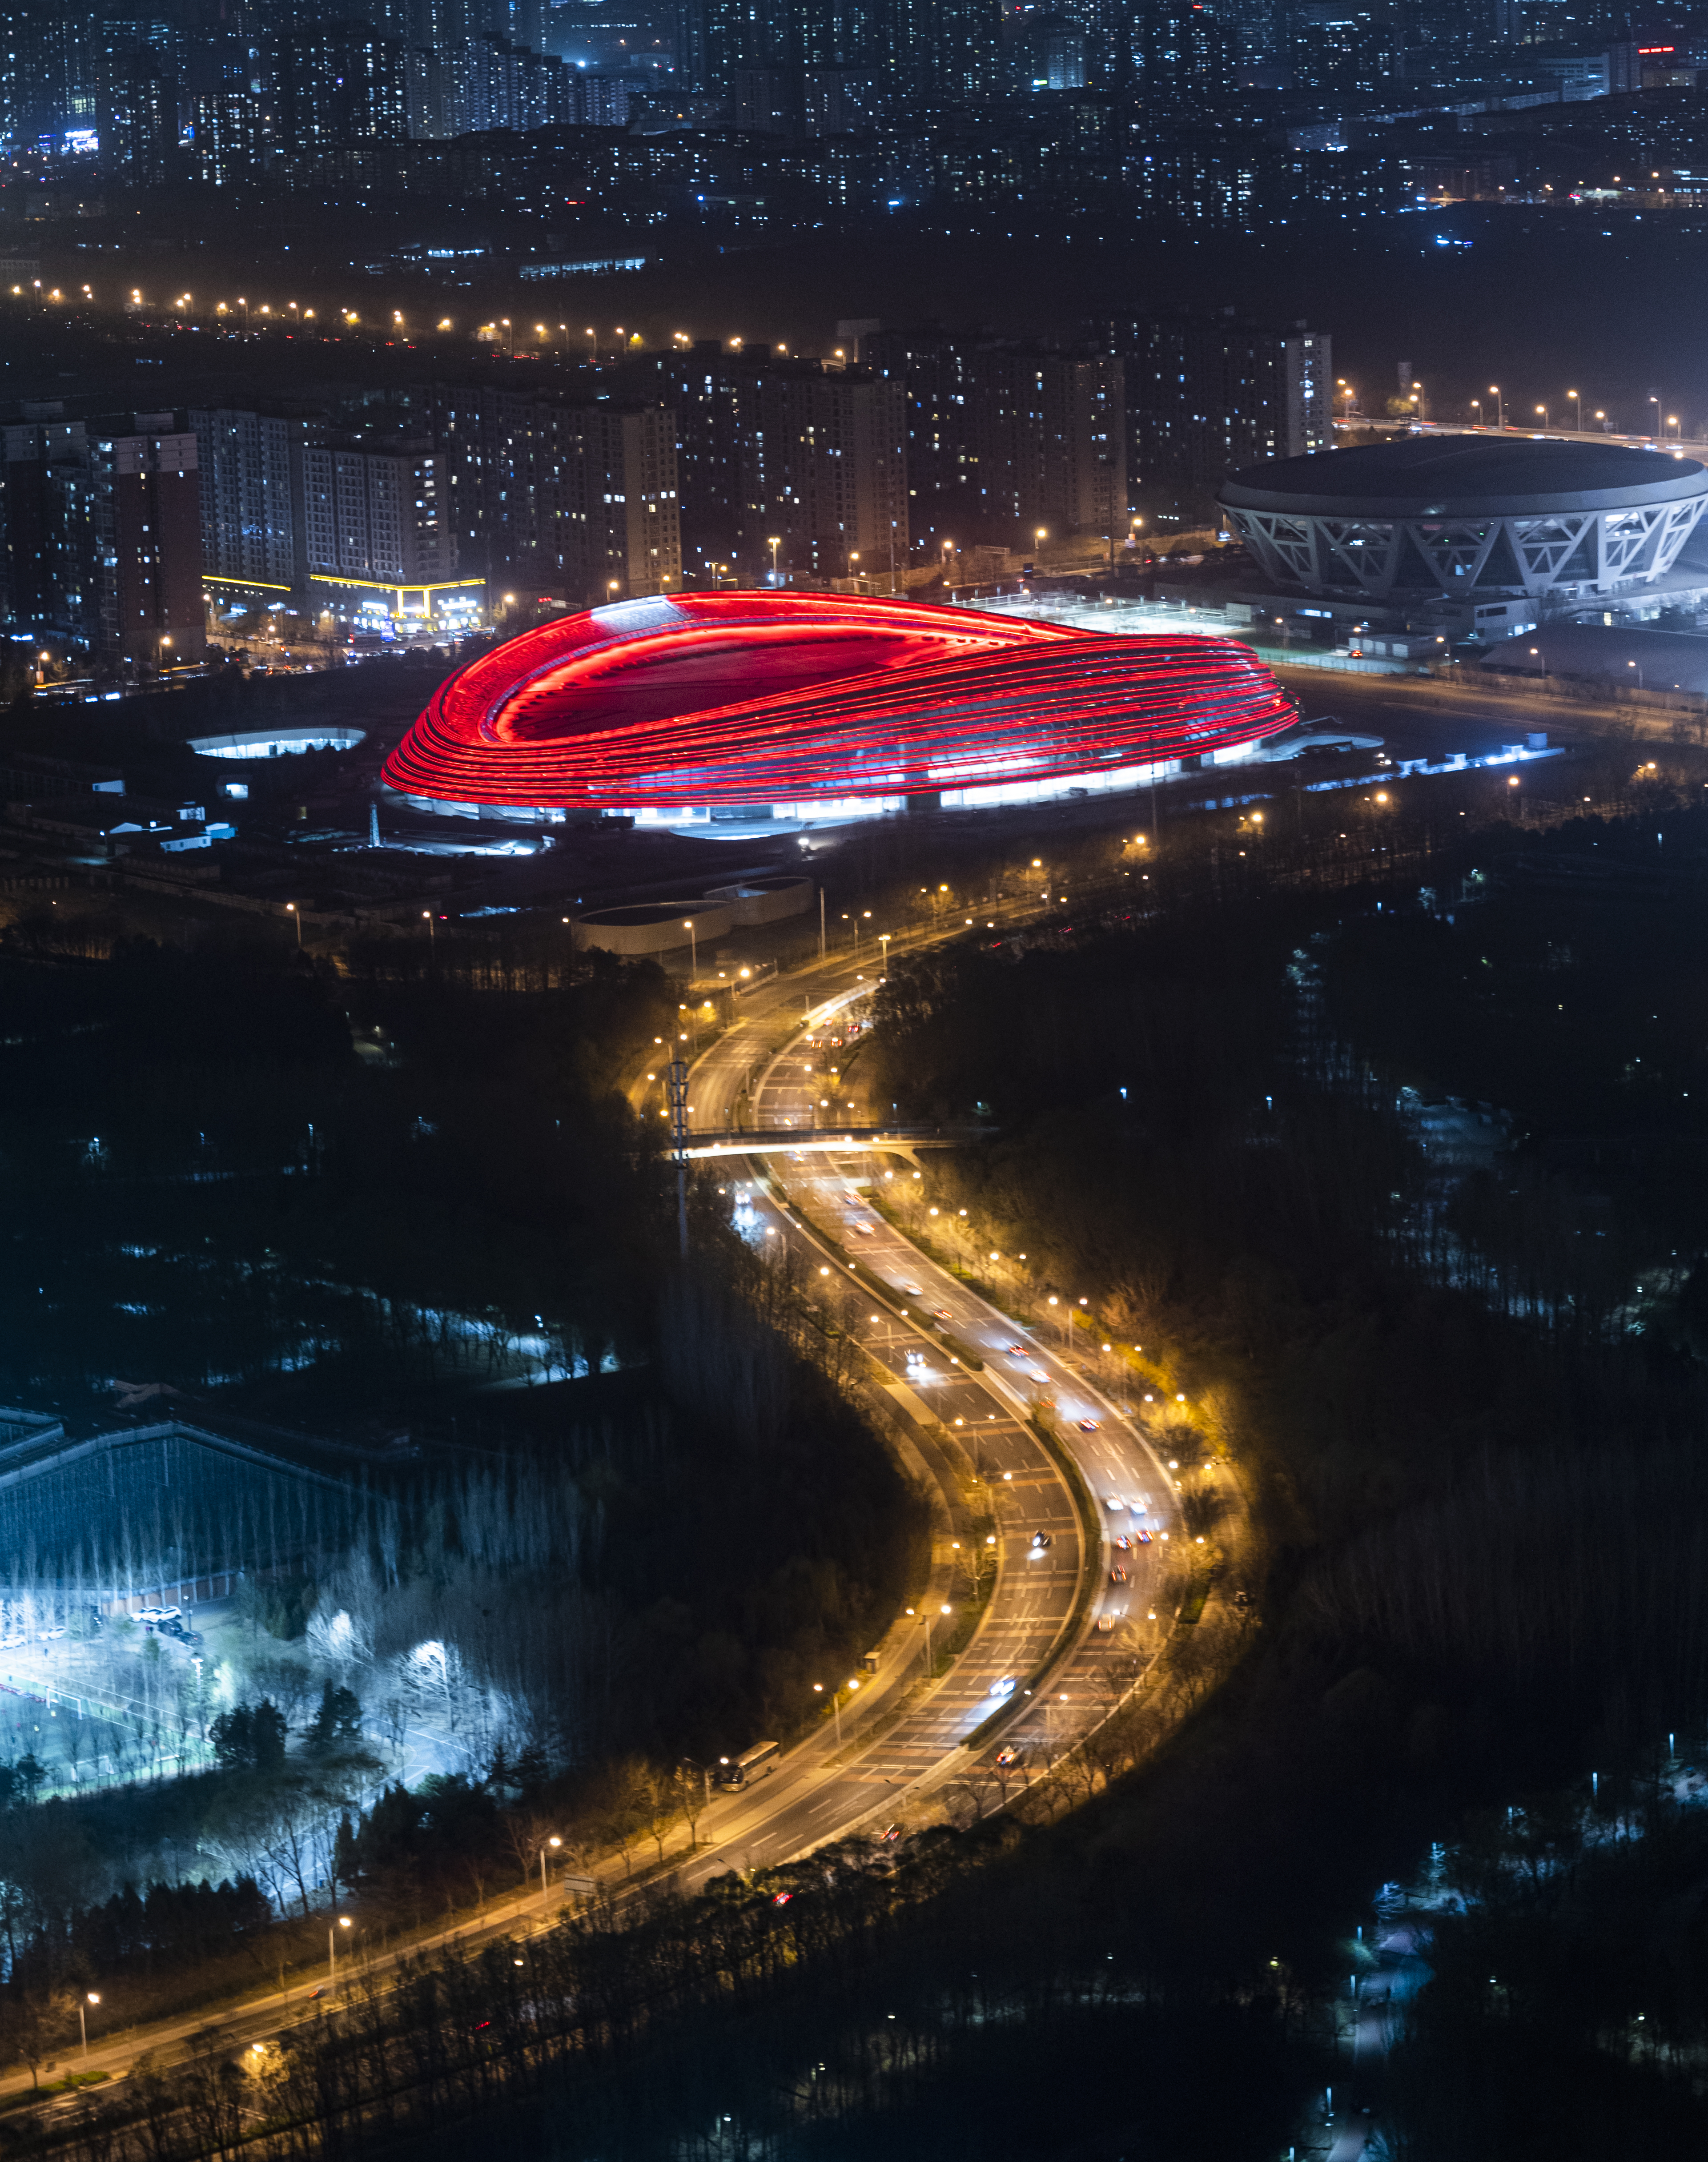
[540,1834,561,1913]
[287,903,301,948]
[667,1057,690,1260]
[79,1993,99,2059]
[1569,389,1582,432]
[1490,385,1503,429]
[684,918,697,981]
[329,1914,350,1993]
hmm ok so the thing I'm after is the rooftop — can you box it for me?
[1221,435,1708,518]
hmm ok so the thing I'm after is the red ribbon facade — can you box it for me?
[383,591,1296,809]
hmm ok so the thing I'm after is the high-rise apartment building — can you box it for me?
[2,410,204,665]
[864,329,1124,550]
[424,386,681,600]
[188,407,319,592]
[1093,310,1331,526]
[277,21,408,156]
[439,33,576,133]
[0,5,97,149]
[101,56,177,182]
[302,439,456,586]
[619,346,907,585]
[90,422,205,664]
[743,364,909,583]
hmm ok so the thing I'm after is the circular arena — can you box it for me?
[382,591,1296,825]
[1219,436,1708,602]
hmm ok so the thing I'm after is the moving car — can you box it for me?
[1029,1531,1052,1554]
[1109,1565,1129,1584]
[1077,1418,1100,1433]
[995,1744,1024,1768]
[989,1674,1017,1699]
[1103,1495,1126,1512]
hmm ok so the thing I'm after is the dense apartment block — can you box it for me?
[189,407,316,592]
[1093,310,1332,527]
[1,408,204,666]
[423,385,681,601]
[863,329,1124,550]
[302,438,456,587]
[618,346,907,585]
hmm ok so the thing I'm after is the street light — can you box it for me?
[78,1993,99,2059]
[1650,394,1661,438]
[286,902,301,949]
[1568,389,1582,432]
[1535,403,1548,429]
[1471,398,1482,426]
[422,909,435,949]
[768,535,782,584]
[1489,385,1503,429]
[878,931,891,974]
[684,918,697,979]
[813,1680,844,1749]
[540,1833,562,1912]
[329,1914,351,1993]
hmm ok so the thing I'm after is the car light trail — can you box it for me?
[383,591,1296,809]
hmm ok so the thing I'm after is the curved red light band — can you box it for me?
[384,591,1296,809]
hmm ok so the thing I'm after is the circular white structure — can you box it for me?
[189,727,367,760]
[1219,437,1708,603]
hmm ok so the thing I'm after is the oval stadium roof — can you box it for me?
[1219,435,1708,519]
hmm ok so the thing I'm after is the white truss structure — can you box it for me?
[1227,494,1708,600]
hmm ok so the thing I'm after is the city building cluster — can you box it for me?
[0,311,1330,671]
[1,0,1707,240]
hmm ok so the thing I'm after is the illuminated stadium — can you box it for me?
[383,591,1297,829]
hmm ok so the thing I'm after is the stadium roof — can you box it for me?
[1220,435,1708,519]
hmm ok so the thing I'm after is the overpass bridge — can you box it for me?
[680,1125,985,1161]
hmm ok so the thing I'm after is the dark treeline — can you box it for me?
[16,1827,1322,2162]
[1375,1756,1708,2154]
[0,933,679,1417]
[60,1877,271,1982]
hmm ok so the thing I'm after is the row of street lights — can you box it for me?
[1338,370,1690,439]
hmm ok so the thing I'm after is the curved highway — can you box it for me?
[0,920,1184,2119]
[650,928,1183,1873]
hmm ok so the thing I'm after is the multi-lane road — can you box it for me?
[645,933,1183,1878]
[0,919,1181,2118]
